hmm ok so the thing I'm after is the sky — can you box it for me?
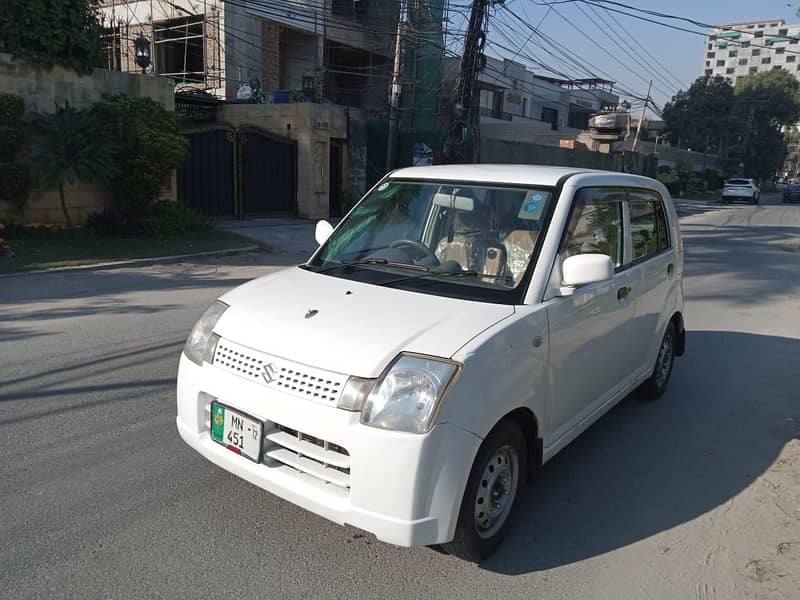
[485,0,800,111]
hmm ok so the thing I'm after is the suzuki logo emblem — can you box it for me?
[262,362,279,383]
[305,309,319,319]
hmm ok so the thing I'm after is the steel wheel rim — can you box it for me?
[655,333,673,389]
[474,445,519,539]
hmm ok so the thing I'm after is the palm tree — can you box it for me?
[30,103,117,227]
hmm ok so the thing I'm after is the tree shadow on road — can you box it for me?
[481,330,799,575]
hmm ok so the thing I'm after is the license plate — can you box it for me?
[210,403,263,462]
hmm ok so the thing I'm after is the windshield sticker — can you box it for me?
[518,193,546,219]
[377,182,390,191]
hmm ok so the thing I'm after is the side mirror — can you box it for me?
[315,220,334,246]
[560,253,614,295]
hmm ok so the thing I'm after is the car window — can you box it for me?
[561,188,624,268]
[630,201,658,261]
[726,179,751,185]
[654,201,671,251]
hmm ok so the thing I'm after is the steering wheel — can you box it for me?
[388,239,438,264]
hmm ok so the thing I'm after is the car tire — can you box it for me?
[441,419,528,563]
[638,322,677,401]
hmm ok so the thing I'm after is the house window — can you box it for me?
[541,107,559,129]
[729,50,738,57]
[779,28,788,35]
[716,59,725,66]
[776,47,785,54]
[750,67,758,73]
[754,31,764,37]
[752,48,761,56]
[742,41,750,47]
[773,65,782,70]
[726,67,735,74]
[708,43,713,50]
[788,55,796,63]
[707,52,715,58]
[705,69,713,76]
[762,57,771,64]
[706,60,711,67]
[153,16,205,82]
[739,58,748,65]
[710,35,717,41]
[791,38,799,45]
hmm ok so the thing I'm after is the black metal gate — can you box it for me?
[239,127,297,216]
[177,127,235,217]
[178,125,297,219]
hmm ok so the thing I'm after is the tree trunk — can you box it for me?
[58,182,72,228]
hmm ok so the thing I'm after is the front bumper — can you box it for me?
[176,354,481,547]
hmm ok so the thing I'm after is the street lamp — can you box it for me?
[133,33,151,75]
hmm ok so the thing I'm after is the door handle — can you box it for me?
[617,286,631,301]
[667,263,674,276]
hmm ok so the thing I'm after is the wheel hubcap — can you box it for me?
[655,334,673,388]
[474,445,519,539]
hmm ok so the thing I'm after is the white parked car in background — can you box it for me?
[722,178,760,204]
[176,165,685,562]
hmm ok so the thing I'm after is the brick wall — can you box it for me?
[261,20,281,93]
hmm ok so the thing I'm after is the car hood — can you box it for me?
[214,267,515,378]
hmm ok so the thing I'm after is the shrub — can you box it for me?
[702,169,724,191]
[657,170,681,196]
[0,163,31,211]
[143,201,210,237]
[91,95,187,228]
[0,1,103,73]
[0,93,24,127]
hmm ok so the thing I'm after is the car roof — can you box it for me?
[389,164,607,187]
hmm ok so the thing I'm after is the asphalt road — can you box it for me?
[1,194,798,599]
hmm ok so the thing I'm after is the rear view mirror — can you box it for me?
[561,254,614,293]
[315,220,334,246]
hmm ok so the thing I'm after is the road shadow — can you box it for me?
[481,330,799,575]
[681,223,800,305]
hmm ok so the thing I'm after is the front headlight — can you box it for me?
[183,301,228,365]
[360,354,459,434]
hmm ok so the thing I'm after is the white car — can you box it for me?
[176,165,685,562]
[722,178,760,204]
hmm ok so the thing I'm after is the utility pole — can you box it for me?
[385,0,407,172]
[443,0,493,163]
[631,80,651,153]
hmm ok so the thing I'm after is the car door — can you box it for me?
[544,187,638,444]
[625,191,678,376]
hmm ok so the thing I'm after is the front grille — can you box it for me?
[213,338,347,407]
[262,423,351,490]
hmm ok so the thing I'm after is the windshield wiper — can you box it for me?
[437,270,514,283]
[313,257,430,274]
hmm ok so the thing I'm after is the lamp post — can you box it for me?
[133,33,151,75]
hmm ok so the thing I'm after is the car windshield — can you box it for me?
[307,179,557,300]
[726,179,751,185]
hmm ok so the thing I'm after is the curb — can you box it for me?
[0,245,261,278]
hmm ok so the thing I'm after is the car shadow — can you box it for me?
[480,330,799,574]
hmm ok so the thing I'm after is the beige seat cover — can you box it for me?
[503,230,539,281]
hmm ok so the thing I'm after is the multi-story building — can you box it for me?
[98,0,397,107]
[702,18,800,82]
[442,55,619,145]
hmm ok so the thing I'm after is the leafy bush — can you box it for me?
[702,169,724,191]
[0,163,31,210]
[0,93,24,127]
[657,170,681,196]
[143,201,210,237]
[91,95,187,228]
[0,1,103,73]
[657,165,673,176]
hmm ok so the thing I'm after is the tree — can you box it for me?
[0,1,103,73]
[662,76,735,152]
[31,104,118,227]
[91,95,187,228]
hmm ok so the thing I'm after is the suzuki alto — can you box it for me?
[176,165,685,562]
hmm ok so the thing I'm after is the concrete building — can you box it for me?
[442,55,620,146]
[98,0,396,107]
[702,18,800,82]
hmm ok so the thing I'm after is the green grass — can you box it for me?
[0,229,258,273]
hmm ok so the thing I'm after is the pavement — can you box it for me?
[1,193,798,599]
